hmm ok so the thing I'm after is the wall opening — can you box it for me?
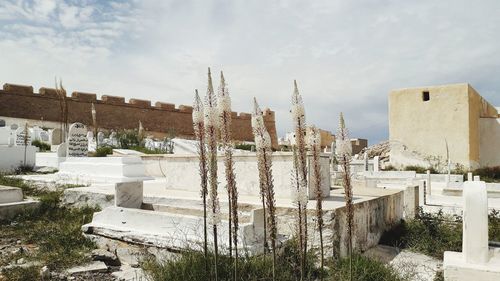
[422,91,430,102]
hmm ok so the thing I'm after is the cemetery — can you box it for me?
[0,72,498,281]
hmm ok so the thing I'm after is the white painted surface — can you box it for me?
[463,181,489,264]
[141,152,330,200]
[57,156,152,184]
[479,118,500,167]
[444,250,500,281]
[0,187,23,204]
[83,206,265,254]
[0,145,36,172]
[35,152,65,168]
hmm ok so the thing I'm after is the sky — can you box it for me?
[1,0,500,145]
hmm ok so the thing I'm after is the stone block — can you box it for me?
[101,95,125,105]
[178,105,193,113]
[71,91,97,102]
[129,99,151,108]
[39,87,63,98]
[3,83,33,94]
[0,186,23,204]
[155,102,175,110]
[115,181,143,209]
[444,250,500,281]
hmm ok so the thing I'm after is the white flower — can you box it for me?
[192,91,204,125]
[217,71,231,115]
[291,80,305,125]
[291,187,308,206]
[336,113,352,157]
[204,67,218,129]
[307,126,321,150]
[336,139,352,157]
[255,130,271,150]
[204,105,219,129]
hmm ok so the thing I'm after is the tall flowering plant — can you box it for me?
[252,98,277,281]
[307,125,325,279]
[192,89,209,273]
[291,80,308,280]
[204,68,221,281]
[336,112,354,280]
[217,71,239,280]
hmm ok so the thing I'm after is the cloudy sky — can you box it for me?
[1,0,500,144]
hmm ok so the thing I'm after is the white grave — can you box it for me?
[97,131,105,145]
[67,123,88,157]
[0,186,39,220]
[443,181,500,280]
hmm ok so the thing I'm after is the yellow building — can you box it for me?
[389,83,500,169]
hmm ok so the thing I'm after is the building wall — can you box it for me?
[479,118,500,167]
[389,84,473,168]
[389,83,499,169]
[351,138,368,155]
[0,83,278,148]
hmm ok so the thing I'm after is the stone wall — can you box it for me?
[0,83,278,148]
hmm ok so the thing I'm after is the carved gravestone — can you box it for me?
[15,127,32,146]
[39,131,49,143]
[67,123,88,157]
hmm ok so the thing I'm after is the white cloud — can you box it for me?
[1,0,500,144]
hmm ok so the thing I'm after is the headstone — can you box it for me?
[87,131,94,142]
[10,124,18,130]
[57,142,67,157]
[474,176,480,182]
[39,131,49,142]
[0,119,5,127]
[50,128,62,145]
[373,156,380,172]
[426,170,432,196]
[109,131,118,147]
[463,181,489,264]
[15,127,32,146]
[97,131,105,144]
[67,123,88,157]
[115,181,143,209]
[363,152,368,171]
[467,172,473,182]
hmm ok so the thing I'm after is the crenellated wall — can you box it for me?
[0,83,278,148]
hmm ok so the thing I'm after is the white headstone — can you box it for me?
[97,131,105,144]
[467,172,473,182]
[363,152,368,171]
[50,128,63,145]
[87,131,94,142]
[39,131,49,142]
[426,170,432,196]
[57,142,67,157]
[67,123,88,157]
[373,156,380,172]
[474,176,480,182]
[463,181,489,264]
[15,127,31,146]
